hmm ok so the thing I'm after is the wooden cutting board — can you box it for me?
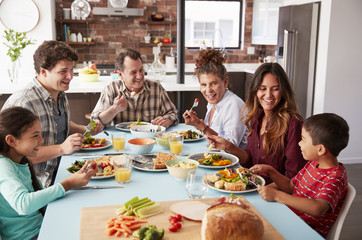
[80,197,284,240]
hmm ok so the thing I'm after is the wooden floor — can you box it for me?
[339,163,362,240]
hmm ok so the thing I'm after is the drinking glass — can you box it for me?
[114,157,132,183]
[185,170,208,199]
[169,135,184,155]
[112,133,126,151]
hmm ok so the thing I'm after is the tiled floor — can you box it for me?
[339,164,362,240]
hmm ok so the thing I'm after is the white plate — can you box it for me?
[167,130,205,142]
[80,139,112,151]
[131,154,168,172]
[188,152,239,169]
[206,174,265,193]
[91,174,115,179]
[115,122,150,132]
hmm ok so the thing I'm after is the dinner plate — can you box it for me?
[80,139,112,151]
[206,174,265,193]
[91,174,115,179]
[115,122,151,132]
[188,152,239,169]
[167,130,205,142]
[131,154,168,172]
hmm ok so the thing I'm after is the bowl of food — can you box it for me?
[154,132,178,149]
[151,12,164,21]
[130,124,165,139]
[165,158,199,181]
[128,138,155,154]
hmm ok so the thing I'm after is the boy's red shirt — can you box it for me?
[291,160,348,237]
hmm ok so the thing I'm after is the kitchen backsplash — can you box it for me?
[55,0,276,65]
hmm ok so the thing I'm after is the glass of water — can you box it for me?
[185,170,208,199]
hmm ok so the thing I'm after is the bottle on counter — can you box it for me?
[148,46,166,82]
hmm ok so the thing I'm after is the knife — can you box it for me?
[73,186,124,190]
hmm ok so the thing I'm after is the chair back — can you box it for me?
[326,183,356,240]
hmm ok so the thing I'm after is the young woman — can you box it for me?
[182,49,248,149]
[0,107,97,240]
[208,63,307,182]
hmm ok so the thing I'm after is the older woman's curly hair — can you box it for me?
[194,49,228,81]
[242,63,301,158]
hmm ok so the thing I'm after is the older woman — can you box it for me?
[208,63,307,182]
[182,49,248,149]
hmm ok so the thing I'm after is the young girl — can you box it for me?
[0,107,98,240]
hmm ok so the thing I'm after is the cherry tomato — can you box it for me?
[170,218,178,225]
[168,225,178,232]
[168,216,177,222]
[173,222,182,229]
[175,214,182,221]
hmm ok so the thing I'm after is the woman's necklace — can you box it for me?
[260,117,270,135]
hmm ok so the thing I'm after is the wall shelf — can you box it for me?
[65,42,95,45]
[140,20,176,25]
[55,18,95,23]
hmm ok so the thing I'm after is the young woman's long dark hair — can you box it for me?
[0,107,44,214]
[242,63,301,158]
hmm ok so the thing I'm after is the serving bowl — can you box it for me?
[154,132,179,149]
[165,158,199,181]
[128,138,155,154]
[130,124,166,139]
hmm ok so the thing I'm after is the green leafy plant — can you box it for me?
[2,29,35,62]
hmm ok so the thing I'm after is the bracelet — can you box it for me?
[202,125,210,134]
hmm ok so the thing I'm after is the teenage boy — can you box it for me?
[250,113,349,238]
[2,41,103,187]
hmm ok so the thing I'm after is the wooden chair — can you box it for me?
[326,183,356,240]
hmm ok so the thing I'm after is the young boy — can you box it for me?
[250,113,349,238]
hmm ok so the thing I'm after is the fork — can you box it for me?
[83,123,93,136]
[189,98,199,112]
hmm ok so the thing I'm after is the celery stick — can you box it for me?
[130,198,151,211]
[137,203,163,218]
[133,201,155,217]
[116,206,127,215]
[124,196,139,209]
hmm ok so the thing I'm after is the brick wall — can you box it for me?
[55,0,276,65]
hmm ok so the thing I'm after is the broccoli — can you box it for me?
[133,225,164,240]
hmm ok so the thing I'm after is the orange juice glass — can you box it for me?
[112,133,126,151]
[169,135,184,155]
[114,158,132,183]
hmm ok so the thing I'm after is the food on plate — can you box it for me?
[67,157,114,176]
[169,161,197,169]
[152,152,177,169]
[82,137,106,148]
[206,167,263,191]
[201,197,264,240]
[169,201,210,221]
[198,153,232,166]
[79,64,99,82]
[106,215,148,238]
[116,196,163,219]
[66,160,87,173]
[133,225,164,240]
[175,130,202,140]
[127,118,148,129]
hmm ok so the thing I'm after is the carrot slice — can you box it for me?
[115,230,123,237]
[121,223,132,234]
[128,224,141,230]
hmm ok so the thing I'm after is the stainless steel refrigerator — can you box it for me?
[277,2,320,118]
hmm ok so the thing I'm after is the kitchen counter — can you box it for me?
[1,63,259,95]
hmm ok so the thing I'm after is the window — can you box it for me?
[185,0,243,49]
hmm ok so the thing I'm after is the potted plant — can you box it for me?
[2,29,35,83]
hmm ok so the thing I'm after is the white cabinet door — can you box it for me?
[252,0,284,45]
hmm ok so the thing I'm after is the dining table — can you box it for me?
[38,124,323,240]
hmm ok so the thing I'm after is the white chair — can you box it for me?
[326,183,356,240]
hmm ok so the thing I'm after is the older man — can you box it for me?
[91,48,178,128]
[2,40,103,187]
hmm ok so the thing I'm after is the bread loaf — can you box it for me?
[201,202,264,240]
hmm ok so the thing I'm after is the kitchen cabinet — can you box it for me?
[252,0,283,45]
[55,18,95,45]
